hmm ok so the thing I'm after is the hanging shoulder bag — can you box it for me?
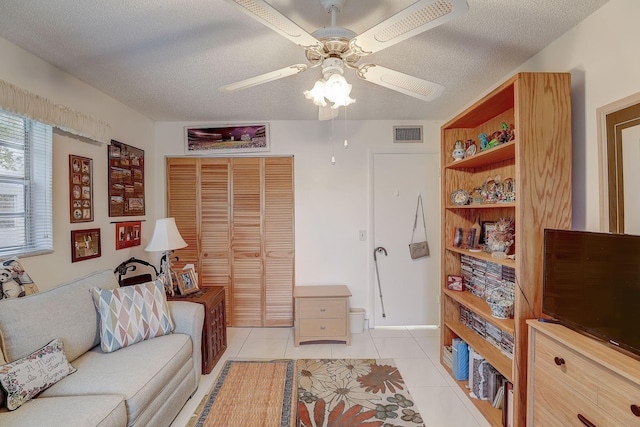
[409,194,430,259]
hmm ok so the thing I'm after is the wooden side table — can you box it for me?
[294,285,352,346]
[168,286,226,374]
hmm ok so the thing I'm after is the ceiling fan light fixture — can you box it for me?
[304,80,328,106]
[324,73,354,107]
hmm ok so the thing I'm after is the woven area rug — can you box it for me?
[189,359,296,427]
[297,359,424,427]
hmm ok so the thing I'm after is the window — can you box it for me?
[0,109,52,257]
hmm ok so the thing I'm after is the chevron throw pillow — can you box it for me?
[90,279,174,353]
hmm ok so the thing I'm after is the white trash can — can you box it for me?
[350,308,366,334]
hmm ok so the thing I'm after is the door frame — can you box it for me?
[367,146,440,328]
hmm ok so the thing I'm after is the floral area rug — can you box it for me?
[297,359,425,427]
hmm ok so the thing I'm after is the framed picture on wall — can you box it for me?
[184,123,269,154]
[71,228,101,262]
[108,140,145,217]
[115,220,141,250]
[69,155,93,223]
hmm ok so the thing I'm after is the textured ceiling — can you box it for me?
[0,0,608,121]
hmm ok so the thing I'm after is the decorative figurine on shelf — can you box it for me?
[487,217,514,259]
[465,139,477,157]
[499,122,515,144]
[478,133,489,151]
[452,140,466,161]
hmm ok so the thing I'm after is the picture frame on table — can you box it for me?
[177,268,199,295]
[71,228,101,262]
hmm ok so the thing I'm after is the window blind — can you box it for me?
[0,109,53,257]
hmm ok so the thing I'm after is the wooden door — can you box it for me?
[166,156,294,327]
[264,157,294,326]
[231,158,263,326]
[200,158,232,323]
[166,158,198,269]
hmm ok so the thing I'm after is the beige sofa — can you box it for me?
[0,269,204,426]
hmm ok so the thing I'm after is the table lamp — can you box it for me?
[145,218,187,295]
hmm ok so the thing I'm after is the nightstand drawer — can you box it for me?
[299,318,347,337]
[299,299,346,319]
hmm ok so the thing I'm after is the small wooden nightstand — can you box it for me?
[168,286,226,374]
[294,285,352,346]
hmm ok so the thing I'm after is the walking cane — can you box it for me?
[373,246,388,318]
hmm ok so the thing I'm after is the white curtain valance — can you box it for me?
[0,79,111,144]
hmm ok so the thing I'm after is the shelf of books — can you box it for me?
[441,363,507,427]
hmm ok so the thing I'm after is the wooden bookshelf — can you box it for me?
[439,72,572,426]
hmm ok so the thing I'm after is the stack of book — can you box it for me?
[442,345,453,369]
[472,311,487,338]
[485,321,502,348]
[460,304,473,328]
[470,258,487,297]
[485,261,503,297]
[460,254,474,292]
[502,265,516,301]
[501,331,515,358]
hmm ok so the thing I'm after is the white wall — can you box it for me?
[512,0,640,231]
[0,38,156,290]
[153,120,441,312]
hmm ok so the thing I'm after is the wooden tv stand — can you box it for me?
[527,320,640,426]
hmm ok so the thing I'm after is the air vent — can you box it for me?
[393,125,423,143]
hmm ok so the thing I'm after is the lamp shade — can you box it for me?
[144,218,187,252]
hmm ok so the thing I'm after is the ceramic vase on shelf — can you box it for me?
[452,140,466,161]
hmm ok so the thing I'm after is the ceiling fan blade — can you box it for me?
[357,64,444,101]
[222,0,323,51]
[349,0,468,56]
[219,64,308,92]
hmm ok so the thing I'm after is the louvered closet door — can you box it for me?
[200,158,232,323]
[264,157,294,326]
[231,158,263,326]
[166,159,198,269]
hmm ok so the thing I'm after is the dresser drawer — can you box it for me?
[298,299,346,319]
[532,365,624,426]
[592,361,640,425]
[299,318,347,337]
[534,331,600,403]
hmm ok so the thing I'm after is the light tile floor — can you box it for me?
[171,326,491,427]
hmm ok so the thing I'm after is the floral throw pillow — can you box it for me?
[0,338,76,411]
[90,279,174,353]
[0,257,39,300]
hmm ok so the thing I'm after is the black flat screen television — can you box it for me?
[543,229,640,358]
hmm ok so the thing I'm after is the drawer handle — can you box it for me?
[320,326,326,330]
[320,308,326,312]
[577,414,596,427]
[554,356,565,366]
[631,404,640,417]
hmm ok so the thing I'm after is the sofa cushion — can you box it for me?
[0,257,39,298]
[0,269,118,363]
[41,333,192,425]
[0,338,76,410]
[90,279,174,353]
[0,395,126,427]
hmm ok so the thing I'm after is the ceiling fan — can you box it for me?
[219,0,468,119]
